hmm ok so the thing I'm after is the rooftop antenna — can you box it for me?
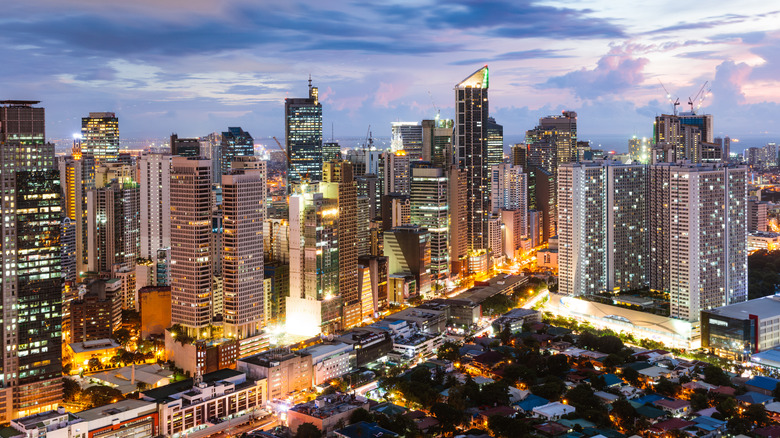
[308,74,312,91]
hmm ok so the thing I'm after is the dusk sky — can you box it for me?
[3,0,780,150]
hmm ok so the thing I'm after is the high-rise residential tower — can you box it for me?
[170,157,214,338]
[87,180,140,273]
[649,163,747,322]
[286,78,323,187]
[558,161,648,296]
[222,156,266,339]
[421,118,454,167]
[58,141,95,274]
[455,66,490,255]
[486,117,504,169]
[0,100,63,420]
[81,112,119,164]
[139,153,171,261]
[526,111,577,174]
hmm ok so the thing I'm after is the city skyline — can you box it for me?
[3,1,780,147]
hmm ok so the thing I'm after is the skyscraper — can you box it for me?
[411,163,449,285]
[628,136,650,163]
[58,141,95,274]
[81,112,119,164]
[0,100,63,420]
[222,156,266,339]
[490,163,528,252]
[421,118,454,167]
[87,180,140,274]
[486,117,504,169]
[455,66,490,255]
[379,150,411,197]
[170,133,201,157]
[650,162,747,322]
[139,153,172,261]
[286,79,323,187]
[170,157,214,338]
[558,161,648,296]
[526,111,577,174]
[391,122,423,160]
[219,127,254,177]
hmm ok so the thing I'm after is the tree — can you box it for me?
[702,365,731,386]
[773,382,780,399]
[610,399,638,433]
[82,386,124,408]
[744,403,769,427]
[690,391,709,412]
[62,363,73,375]
[349,408,373,425]
[437,341,462,362]
[88,357,102,370]
[295,422,322,438]
[431,402,464,434]
[717,397,738,419]
[112,328,132,346]
[63,377,81,402]
[654,377,679,397]
[621,367,640,386]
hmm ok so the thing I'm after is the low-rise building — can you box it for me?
[702,295,780,359]
[299,342,355,386]
[531,402,575,420]
[141,369,266,438]
[748,231,780,252]
[87,363,174,394]
[491,308,541,334]
[337,329,393,367]
[419,298,481,329]
[10,409,84,438]
[237,348,313,400]
[138,286,171,338]
[287,393,370,436]
[391,332,444,361]
[66,338,121,372]
[385,307,446,334]
[76,399,159,438]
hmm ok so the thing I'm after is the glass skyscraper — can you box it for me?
[285,79,323,187]
[81,112,119,164]
[219,127,254,177]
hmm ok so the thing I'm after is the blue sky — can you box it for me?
[3,0,780,150]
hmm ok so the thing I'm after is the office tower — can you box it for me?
[286,191,341,336]
[379,150,411,197]
[448,165,468,276]
[81,112,119,164]
[199,132,222,183]
[748,199,769,233]
[391,122,423,160]
[357,196,370,257]
[139,153,171,262]
[511,144,527,167]
[285,78,323,186]
[528,166,556,243]
[421,118,454,167]
[558,161,648,296]
[58,143,95,274]
[356,174,380,219]
[652,113,718,163]
[264,218,290,264]
[359,255,389,311]
[61,218,77,281]
[170,133,200,156]
[87,180,140,273]
[488,215,502,257]
[526,111,577,173]
[219,127,254,177]
[628,136,650,163]
[486,117,504,169]
[323,161,360,327]
[323,142,341,162]
[714,136,731,163]
[382,194,411,231]
[501,209,525,260]
[385,225,432,298]
[455,66,490,254]
[346,149,381,177]
[170,157,214,338]
[222,156,266,339]
[410,163,449,285]
[0,100,62,420]
[649,163,747,322]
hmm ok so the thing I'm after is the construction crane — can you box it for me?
[688,81,709,114]
[271,136,289,162]
[428,90,440,118]
[658,80,680,116]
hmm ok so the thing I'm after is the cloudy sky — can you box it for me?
[3,0,780,150]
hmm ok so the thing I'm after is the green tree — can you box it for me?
[112,328,132,346]
[654,377,679,397]
[295,422,322,438]
[610,399,638,433]
[702,365,731,386]
[690,391,709,411]
[744,403,769,427]
[63,377,81,402]
[717,397,738,419]
[349,408,374,425]
[431,402,464,434]
[621,367,640,385]
[437,341,462,362]
[82,386,124,408]
[88,357,102,370]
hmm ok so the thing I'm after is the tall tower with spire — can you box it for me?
[286,78,323,190]
[454,66,490,259]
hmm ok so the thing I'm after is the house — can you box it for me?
[637,366,671,382]
[735,391,774,406]
[653,399,690,416]
[746,376,780,396]
[477,406,517,425]
[690,415,727,436]
[533,421,570,437]
[633,404,666,421]
[515,394,550,413]
[594,391,619,404]
[532,402,576,420]
[617,385,641,399]
[649,418,695,434]
[754,425,780,438]
[710,385,736,396]
[334,421,399,438]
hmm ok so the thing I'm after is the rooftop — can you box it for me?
[335,421,398,438]
[68,338,121,353]
[13,410,70,428]
[746,376,780,391]
[77,399,156,421]
[141,369,243,402]
[704,295,780,321]
[291,393,368,419]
